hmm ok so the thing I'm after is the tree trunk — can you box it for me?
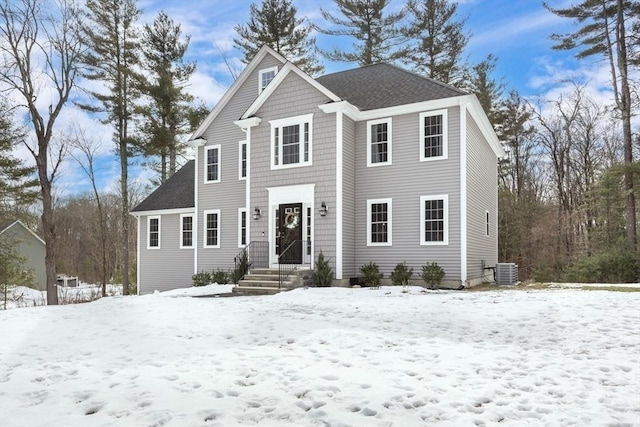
[38,151,59,306]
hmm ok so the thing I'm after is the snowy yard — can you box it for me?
[1,285,639,426]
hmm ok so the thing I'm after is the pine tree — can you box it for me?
[138,11,197,182]
[464,54,506,126]
[318,0,406,66]
[234,0,323,75]
[80,0,142,295]
[0,99,39,217]
[403,0,469,84]
[546,0,639,249]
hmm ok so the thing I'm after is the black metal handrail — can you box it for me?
[278,239,312,288]
[234,241,269,282]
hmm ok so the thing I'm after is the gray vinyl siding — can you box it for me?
[466,111,498,281]
[138,213,194,295]
[1,224,46,290]
[342,116,357,278]
[249,72,336,270]
[354,106,462,283]
[197,54,284,272]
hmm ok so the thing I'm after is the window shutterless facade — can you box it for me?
[204,145,221,183]
[180,214,193,248]
[259,66,278,93]
[147,216,160,249]
[420,195,448,245]
[367,118,392,167]
[420,109,448,161]
[270,114,313,169]
[203,210,220,248]
[238,208,247,247]
[367,198,392,246]
[239,140,247,180]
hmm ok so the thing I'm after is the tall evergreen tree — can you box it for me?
[80,0,141,294]
[318,0,406,66]
[138,11,197,182]
[546,0,639,249]
[464,54,506,125]
[403,0,469,84]
[234,0,323,75]
[0,99,39,218]
[1,0,82,305]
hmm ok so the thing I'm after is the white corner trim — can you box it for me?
[336,111,343,280]
[460,103,468,282]
[194,143,199,274]
[136,215,140,295]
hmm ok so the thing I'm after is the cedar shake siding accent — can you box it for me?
[197,54,285,272]
[355,106,462,282]
[138,213,194,294]
[466,110,498,281]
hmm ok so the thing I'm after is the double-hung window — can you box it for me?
[420,109,448,161]
[203,210,220,248]
[259,66,278,93]
[238,208,247,247]
[180,214,193,248]
[270,114,313,169]
[239,141,247,180]
[367,199,392,246]
[204,145,221,183]
[147,216,160,249]
[420,195,448,245]
[367,118,392,167]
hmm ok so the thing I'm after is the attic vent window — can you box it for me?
[259,66,278,93]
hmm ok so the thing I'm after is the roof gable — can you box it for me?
[131,160,195,213]
[316,63,466,111]
[0,220,46,246]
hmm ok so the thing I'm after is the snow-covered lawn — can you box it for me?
[1,285,638,426]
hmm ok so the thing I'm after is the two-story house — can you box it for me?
[131,45,504,295]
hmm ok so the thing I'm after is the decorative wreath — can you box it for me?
[284,212,299,230]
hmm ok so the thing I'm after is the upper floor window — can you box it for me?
[147,216,160,249]
[367,118,392,167]
[204,145,221,183]
[203,210,220,248]
[420,109,448,161]
[239,140,247,180]
[367,198,392,246]
[270,114,313,169]
[180,214,193,248]
[259,66,278,93]
[420,195,448,245]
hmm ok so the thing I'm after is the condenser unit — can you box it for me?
[496,263,518,285]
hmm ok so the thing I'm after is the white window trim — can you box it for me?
[367,198,392,247]
[420,195,449,246]
[238,208,247,248]
[203,209,221,248]
[366,117,392,167]
[147,216,161,250]
[180,213,194,249]
[270,113,313,170]
[259,66,278,93]
[486,210,490,237]
[238,140,247,180]
[204,144,221,183]
[419,109,448,162]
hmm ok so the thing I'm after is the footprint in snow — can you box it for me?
[321,374,339,381]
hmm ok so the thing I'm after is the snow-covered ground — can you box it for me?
[1,285,638,426]
[1,284,123,309]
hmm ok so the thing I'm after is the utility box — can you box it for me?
[496,263,518,285]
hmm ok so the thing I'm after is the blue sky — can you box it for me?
[13,0,619,199]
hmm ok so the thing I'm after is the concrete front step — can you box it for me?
[232,286,282,295]
[238,279,293,288]
[243,274,284,281]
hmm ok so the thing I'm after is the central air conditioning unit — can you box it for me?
[496,263,518,285]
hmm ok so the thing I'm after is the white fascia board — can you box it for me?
[234,117,262,130]
[189,45,287,141]
[241,62,341,120]
[465,95,506,158]
[0,220,46,246]
[130,207,195,218]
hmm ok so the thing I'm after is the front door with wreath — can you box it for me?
[278,203,303,264]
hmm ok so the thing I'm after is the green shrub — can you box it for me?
[565,249,640,283]
[192,271,212,287]
[359,262,383,287]
[230,249,250,284]
[312,251,333,287]
[421,262,445,288]
[211,269,229,285]
[390,262,413,287]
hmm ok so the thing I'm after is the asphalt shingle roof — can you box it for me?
[131,160,195,212]
[316,63,466,111]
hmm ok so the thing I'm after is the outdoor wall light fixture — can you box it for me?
[319,202,328,217]
[253,207,261,220]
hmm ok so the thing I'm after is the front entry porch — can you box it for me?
[232,268,312,296]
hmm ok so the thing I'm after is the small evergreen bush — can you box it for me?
[359,262,383,287]
[192,271,212,287]
[390,262,413,287]
[211,269,229,284]
[565,249,640,283]
[312,251,333,287]
[230,249,250,284]
[421,262,445,288]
